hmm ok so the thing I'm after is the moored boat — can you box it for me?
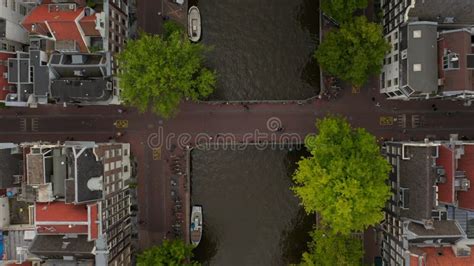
[190,205,202,246]
[188,6,201,42]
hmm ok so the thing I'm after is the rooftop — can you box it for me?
[407,220,464,238]
[408,0,474,25]
[437,29,474,93]
[0,145,22,189]
[410,246,474,266]
[402,22,439,95]
[436,145,455,204]
[457,145,474,210]
[29,234,95,259]
[70,147,103,203]
[21,4,90,53]
[399,145,437,221]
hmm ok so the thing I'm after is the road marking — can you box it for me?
[20,118,27,132]
[379,116,394,126]
[152,148,161,161]
[31,118,39,132]
[114,120,129,129]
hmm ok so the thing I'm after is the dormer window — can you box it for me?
[399,187,409,209]
[443,52,460,70]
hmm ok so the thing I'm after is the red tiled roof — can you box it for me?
[79,15,100,36]
[0,52,15,101]
[436,145,455,204]
[36,224,88,234]
[438,30,474,92]
[419,247,474,266]
[49,21,88,52]
[458,145,474,210]
[21,4,89,52]
[35,201,88,222]
[88,203,99,240]
[6,262,33,266]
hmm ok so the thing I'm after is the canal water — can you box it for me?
[195,0,320,100]
[191,147,314,265]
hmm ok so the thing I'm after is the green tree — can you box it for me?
[292,116,391,235]
[137,239,199,266]
[315,16,390,87]
[117,22,216,118]
[321,0,368,23]
[301,228,364,266]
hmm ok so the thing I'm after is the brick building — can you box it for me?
[381,135,474,265]
[0,141,133,266]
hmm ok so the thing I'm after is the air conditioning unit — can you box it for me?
[401,50,408,60]
[455,178,470,191]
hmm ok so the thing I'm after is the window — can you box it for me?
[443,53,460,69]
[387,57,392,64]
[413,64,422,72]
[19,5,26,15]
[11,0,15,11]
[413,30,422,38]
[387,79,392,87]
[394,54,398,62]
[393,43,398,51]
[394,31,398,40]
[1,43,6,50]
[394,78,398,86]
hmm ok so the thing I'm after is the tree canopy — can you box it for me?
[292,116,391,235]
[117,22,216,118]
[315,16,390,88]
[136,239,198,266]
[321,0,368,23]
[301,228,364,266]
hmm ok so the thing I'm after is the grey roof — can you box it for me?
[0,147,22,189]
[30,50,50,97]
[73,147,103,203]
[7,57,30,83]
[50,79,112,103]
[403,22,439,94]
[399,146,437,221]
[407,220,464,237]
[51,148,67,197]
[29,235,95,259]
[408,0,474,25]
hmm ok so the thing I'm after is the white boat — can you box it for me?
[188,6,201,42]
[190,205,202,246]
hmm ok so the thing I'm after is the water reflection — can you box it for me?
[191,147,313,265]
[198,0,320,100]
